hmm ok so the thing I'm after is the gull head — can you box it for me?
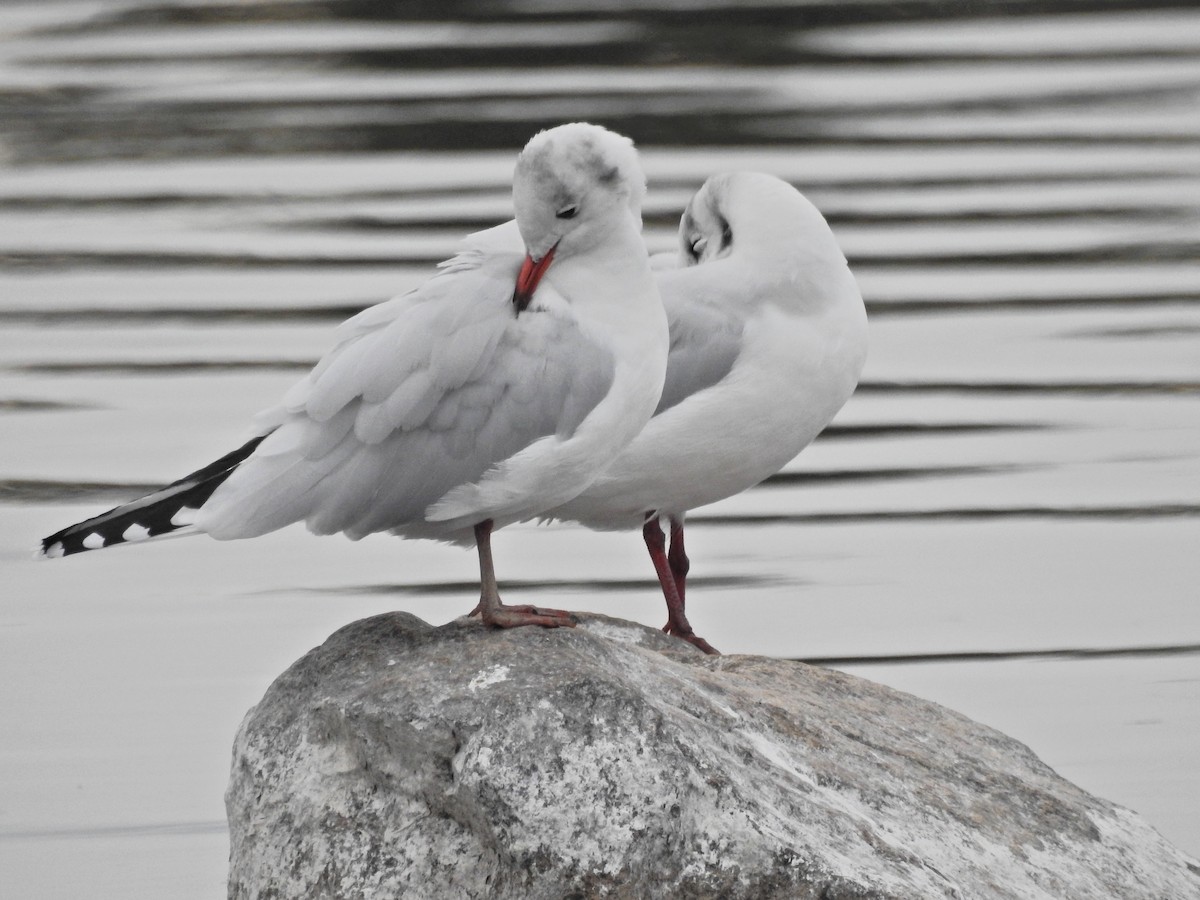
[510,123,646,309]
[677,174,738,266]
[678,171,848,272]
[676,172,860,317]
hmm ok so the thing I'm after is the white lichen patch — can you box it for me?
[741,730,816,788]
[467,664,510,693]
[576,618,648,646]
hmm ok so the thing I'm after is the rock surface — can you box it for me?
[227,613,1200,899]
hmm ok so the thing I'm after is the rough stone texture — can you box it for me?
[227,613,1200,899]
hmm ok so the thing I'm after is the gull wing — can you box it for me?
[197,242,615,542]
[653,264,746,416]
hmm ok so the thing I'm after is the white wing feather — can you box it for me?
[197,237,617,545]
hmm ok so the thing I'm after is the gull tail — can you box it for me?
[37,434,267,559]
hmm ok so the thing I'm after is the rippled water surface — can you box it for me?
[2,1,1198,895]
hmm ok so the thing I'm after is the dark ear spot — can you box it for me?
[581,140,620,185]
[680,211,699,259]
[700,178,733,252]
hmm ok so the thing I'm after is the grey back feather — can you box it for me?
[654,267,744,415]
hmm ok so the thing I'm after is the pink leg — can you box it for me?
[641,517,681,634]
[667,515,690,609]
[470,520,576,630]
[642,515,718,655]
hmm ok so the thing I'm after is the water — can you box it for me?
[1,1,1198,896]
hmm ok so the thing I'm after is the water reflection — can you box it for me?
[8,3,1200,163]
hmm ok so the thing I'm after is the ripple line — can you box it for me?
[0,820,227,842]
[693,504,1200,525]
[804,643,1200,667]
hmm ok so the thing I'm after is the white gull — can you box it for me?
[549,172,869,653]
[38,122,669,632]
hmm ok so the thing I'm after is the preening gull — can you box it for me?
[549,172,869,653]
[38,122,669,631]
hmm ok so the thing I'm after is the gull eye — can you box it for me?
[688,236,708,260]
[556,204,578,220]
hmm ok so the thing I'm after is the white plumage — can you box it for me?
[197,249,640,544]
[40,122,669,633]
[548,172,869,651]
[203,125,668,542]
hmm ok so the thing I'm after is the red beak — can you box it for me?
[513,244,557,313]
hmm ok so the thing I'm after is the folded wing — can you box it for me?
[197,244,616,543]
[653,266,745,416]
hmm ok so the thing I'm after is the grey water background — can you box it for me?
[1,0,1198,895]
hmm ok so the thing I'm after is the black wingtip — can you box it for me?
[37,433,268,559]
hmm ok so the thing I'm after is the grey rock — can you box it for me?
[227,613,1200,899]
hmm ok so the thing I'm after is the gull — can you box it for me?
[37,122,669,632]
[548,172,869,653]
